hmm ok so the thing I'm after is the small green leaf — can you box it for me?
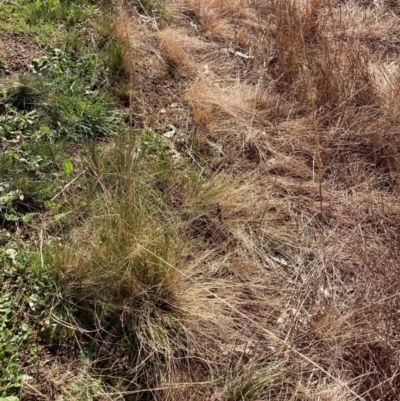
[21,213,34,222]
[21,323,30,332]
[4,214,19,222]
[62,158,74,179]
[39,126,51,135]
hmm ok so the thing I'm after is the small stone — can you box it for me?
[22,374,34,384]
[163,124,177,138]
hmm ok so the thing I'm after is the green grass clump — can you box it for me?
[48,135,193,392]
[50,93,116,139]
[30,48,120,139]
[22,0,94,27]
[52,133,183,316]
[0,0,98,45]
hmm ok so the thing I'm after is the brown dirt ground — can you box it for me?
[0,32,43,76]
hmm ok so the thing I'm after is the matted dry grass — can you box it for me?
[60,0,400,399]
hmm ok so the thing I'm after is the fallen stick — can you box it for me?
[51,171,85,201]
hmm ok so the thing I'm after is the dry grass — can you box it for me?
[54,0,400,399]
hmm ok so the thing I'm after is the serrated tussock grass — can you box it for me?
[50,134,239,397]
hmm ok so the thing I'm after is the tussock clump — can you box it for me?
[51,138,237,396]
[113,9,137,77]
[158,28,196,75]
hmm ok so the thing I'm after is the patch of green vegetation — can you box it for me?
[29,47,120,139]
[0,38,122,225]
[0,247,60,397]
[135,0,168,16]
[0,1,22,25]
[0,0,101,45]
[50,93,117,139]
[0,0,126,223]
[0,2,127,394]
[1,0,180,398]
[22,0,95,26]
[0,107,63,226]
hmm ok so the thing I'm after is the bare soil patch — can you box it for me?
[0,33,43,76]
